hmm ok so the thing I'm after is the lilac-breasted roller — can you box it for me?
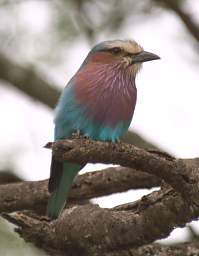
[47,39,160,218]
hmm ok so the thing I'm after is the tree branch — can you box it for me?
[0,166,160,214]
[1,138,199,255]
[154,0,199,44]
[127,242,199,256]
[0,53,59,108]
[2,187,199,256]
[50,137,199,207]
[0,170,22,184]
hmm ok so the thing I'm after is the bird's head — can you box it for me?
[84,39,160,76]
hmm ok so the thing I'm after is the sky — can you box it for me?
[0,0,199,246]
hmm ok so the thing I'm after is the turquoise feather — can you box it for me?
[54,82,131,141]
[47,163,80,219]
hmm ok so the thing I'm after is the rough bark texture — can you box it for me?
[1,138,199,255]
[128,242,199,256]
[0,166,160,214]
[50,137,199,207]
[2,187,199,256]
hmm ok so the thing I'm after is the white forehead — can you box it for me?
[106,40,143,54]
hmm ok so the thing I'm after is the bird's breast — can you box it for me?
[74,62,137,128]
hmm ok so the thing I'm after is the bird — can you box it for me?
[47,39,160,219]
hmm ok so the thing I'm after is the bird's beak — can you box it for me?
[131,51,160,64]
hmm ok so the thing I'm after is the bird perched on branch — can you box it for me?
[47,39,160,218]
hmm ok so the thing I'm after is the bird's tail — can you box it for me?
[47,158,81,219]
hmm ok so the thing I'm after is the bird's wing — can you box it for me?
[54,81,82,140]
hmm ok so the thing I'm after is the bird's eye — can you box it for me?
[111,47,122,54]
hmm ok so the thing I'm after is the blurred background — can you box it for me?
[0,0,199,255]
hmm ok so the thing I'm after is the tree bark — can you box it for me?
[0,166,160,214]
[1,138,199,255]
[50,137,199,207]
[2,187,199,256]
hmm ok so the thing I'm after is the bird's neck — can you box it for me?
[76,61,137,91]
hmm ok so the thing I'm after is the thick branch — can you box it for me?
[71,166,160,198]
[0,166,160,213]
[3,187,199,256]
[51,137,199,206]
[1,138,199,255]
